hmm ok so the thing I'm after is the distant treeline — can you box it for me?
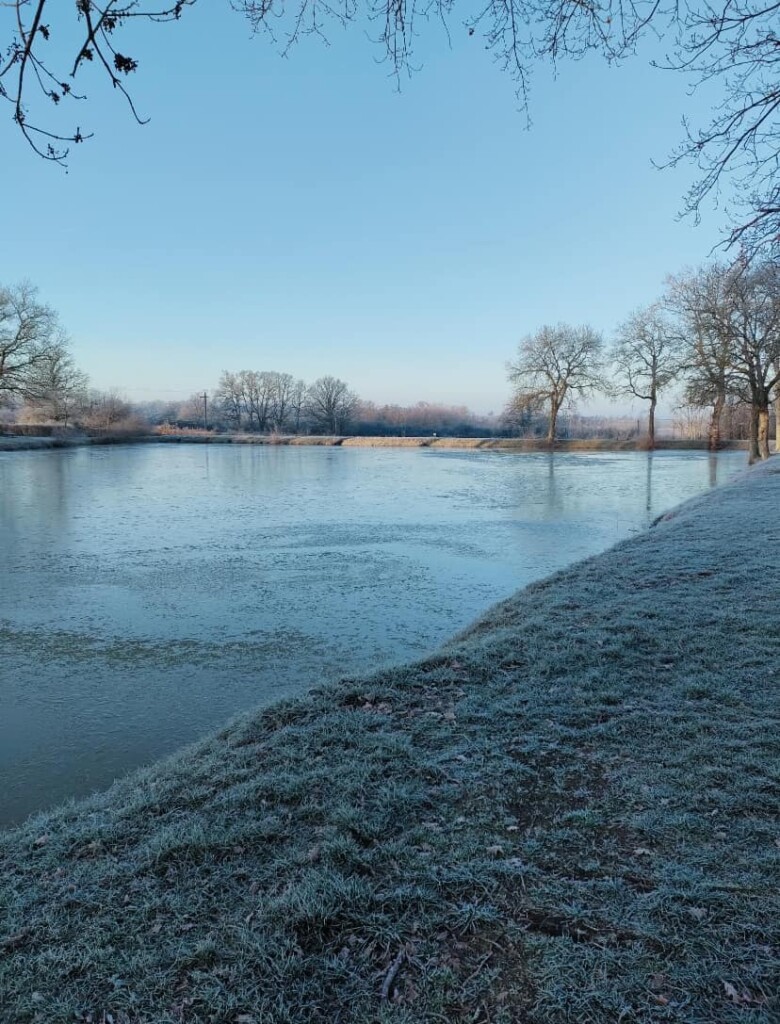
[151,374,503,437]
[2,269,777,450]
[2,373,763,443]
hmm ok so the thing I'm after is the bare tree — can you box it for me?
[3,2,778,258]
[26,347,89,425]
[668,261,780,459]
[215,370,310,432]
[500,391,546,438]
[0,2,194,164]
[671,404,710,441]
[719,396,753,440]
[215,371,244,429]
[222,1,780,261]
[612,305,681,448]
[508,324,607,444]
[666,265,740,451]
[79,389,135,430]
[0,281,73,401]
[660,0,780,261]
[174,392,209,427]
[352,399,495,437]
[728,264,780,461]
[289,378,307,433]
[306,376,358,434]
[269,372,294,432]
[235,370,273,431]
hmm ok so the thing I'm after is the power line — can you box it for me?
[100,387,209,397]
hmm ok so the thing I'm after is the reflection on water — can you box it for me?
[0,445,746,826]
[545,454,559,515]
[646,454,653,512]
[709,453,719,488]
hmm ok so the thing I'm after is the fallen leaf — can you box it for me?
[722,980,762,1005]
[723,981,740,1002]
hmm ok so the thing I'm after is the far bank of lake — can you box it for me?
[0,429,753,452]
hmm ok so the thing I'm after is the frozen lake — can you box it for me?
[0,443,745,825]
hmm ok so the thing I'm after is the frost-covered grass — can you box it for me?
[1,463,778,1024]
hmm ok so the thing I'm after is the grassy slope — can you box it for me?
[1,465,778,1024]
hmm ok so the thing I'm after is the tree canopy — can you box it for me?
[666,261,780,459]
[0,281,72,401]
[612,305,682,447]
[507,323,607,442]
[1,0,778,259]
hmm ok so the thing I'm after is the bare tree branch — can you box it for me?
[1,0,778,257]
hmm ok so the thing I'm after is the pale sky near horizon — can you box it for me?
[1,4,729,416]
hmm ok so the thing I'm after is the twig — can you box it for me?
[460,952,492,991]
[380,947,406,1001]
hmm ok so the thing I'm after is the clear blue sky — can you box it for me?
[1,4,726,414]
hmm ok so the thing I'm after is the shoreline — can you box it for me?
[0,460,776,1022]
[0,431,751,453]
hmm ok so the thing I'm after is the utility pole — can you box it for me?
[202,392,208,431]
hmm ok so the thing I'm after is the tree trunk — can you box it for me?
[647,393,657,449]
[757,404,770,460]
[775,394,780,455]
[708,390,725,451]
[748,404,760,464]
[547,402,559,446]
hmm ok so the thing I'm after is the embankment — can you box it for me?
[0,462,777,1023]
[0,432,150,452]
[0,430,751,452]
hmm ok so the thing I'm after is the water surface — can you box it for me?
[0,444,744,825]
